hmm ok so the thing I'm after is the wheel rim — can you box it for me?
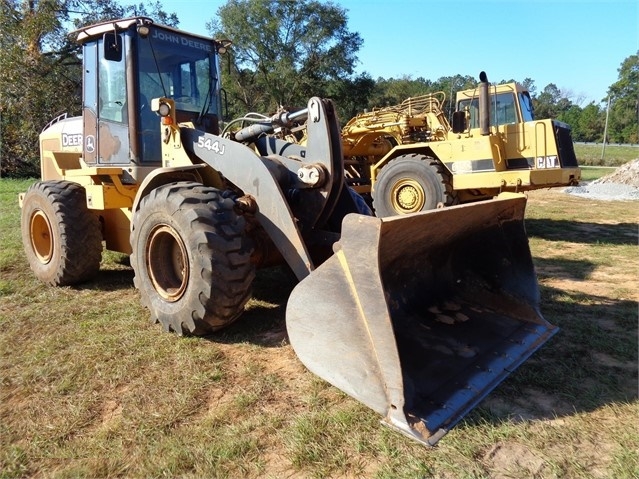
[30,210,54,263]
[146,225,189,302]
[390,178,425,214]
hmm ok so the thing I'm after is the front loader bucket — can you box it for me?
[286,193,557,446]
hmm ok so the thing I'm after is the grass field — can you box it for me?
[1,174,637,478]
[579,166,617,182]
[574,143,639,167]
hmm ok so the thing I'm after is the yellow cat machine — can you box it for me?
[19,17,557,446]
[338,73,581,216]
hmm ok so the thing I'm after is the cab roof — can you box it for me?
[73,16,215,44]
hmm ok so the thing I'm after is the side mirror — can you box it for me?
[103,32,122,62]
[452,111,467,134]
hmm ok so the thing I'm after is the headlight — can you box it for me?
[158,102,171,117]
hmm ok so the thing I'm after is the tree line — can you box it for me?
[1,0,637,177]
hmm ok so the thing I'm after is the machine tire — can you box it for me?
[21,180,103,286]
[372,154,456,217]
[130,182,255,336]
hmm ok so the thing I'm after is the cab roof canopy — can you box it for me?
[72,16,215,44]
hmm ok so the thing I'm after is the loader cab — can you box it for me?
[76,17,224,169]
[454,83,534,131]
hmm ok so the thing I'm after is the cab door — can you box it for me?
[82,34,131,165]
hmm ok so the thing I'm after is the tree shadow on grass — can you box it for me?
[526,218,638,245]
[533,257,598,281]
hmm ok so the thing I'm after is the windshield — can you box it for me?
[136,26,218,115]
[458,92,520,128]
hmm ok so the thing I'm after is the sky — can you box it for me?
[124,0,638,105]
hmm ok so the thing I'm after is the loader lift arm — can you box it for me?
[180,97,359,280]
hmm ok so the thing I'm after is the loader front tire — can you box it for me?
[130,182,255,335]
[21,180,103,286]
[372,154,456,217]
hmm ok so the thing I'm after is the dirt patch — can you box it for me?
[206,387,237,412]
[96,385,129,430]
[206,341,311,413]
[100,400,123,426]
[260,452,308,479]
[483,442,548,478]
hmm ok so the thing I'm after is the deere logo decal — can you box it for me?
[62,133,83,147]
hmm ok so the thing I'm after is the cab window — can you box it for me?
[493,93,517,125]
[98,37,127,123]
[519,92,535,121]
[458,92,520,128]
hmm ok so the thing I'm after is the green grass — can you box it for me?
[1,178,638,478]
[579,166,617,182]
[574,143,639,166]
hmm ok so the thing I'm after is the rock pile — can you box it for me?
[564,159,639,201]
[592,159,639,188]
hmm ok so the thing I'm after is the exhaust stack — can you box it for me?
[479,71,491,136]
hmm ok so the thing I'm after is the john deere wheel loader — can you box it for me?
[336,73,581,216]
[19,17,557,446]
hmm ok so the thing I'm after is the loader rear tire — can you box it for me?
[21,180,103,286]
[130,182,255,336]
[372,154,456,217]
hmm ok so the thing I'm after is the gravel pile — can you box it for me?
[592,159,639,188]
[564,159,639,201]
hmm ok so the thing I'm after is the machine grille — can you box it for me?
[554,122,579,167]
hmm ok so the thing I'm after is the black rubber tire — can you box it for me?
[130,182,255,335]
[20,180,103,286]
[371,154,456,217]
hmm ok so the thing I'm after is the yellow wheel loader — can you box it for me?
[19,17,557,446]
[337,73,581,216]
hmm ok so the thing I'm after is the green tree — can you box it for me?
[325,73,376,122]
[521,78,536,97]
[0,0,76,177]
[558,104,584,140]
[606,52,639,143]
[208,0,363,117]
[71,1,178,29]
[533,83,575,121]
[369,75,433,108]
[577,103,604,142]
[0,0,178,177]
[534,83,561,119]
